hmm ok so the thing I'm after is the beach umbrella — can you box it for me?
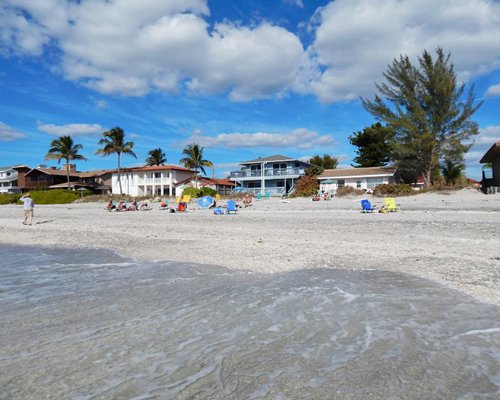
[197,196,214,208]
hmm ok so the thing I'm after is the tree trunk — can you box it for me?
[117,153,123,196]
[66,160,71,190]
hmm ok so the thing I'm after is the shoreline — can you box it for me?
[1,189,499,305]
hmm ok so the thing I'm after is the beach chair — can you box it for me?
[385,197,399,212]
[215,194,221,200]
[177,202,187,212]
[360,199,376,213]
[182,195,191,203]
[175,196,181,203]
[264,192,271,200]
[226,200,237,214]
[256,193,262,200]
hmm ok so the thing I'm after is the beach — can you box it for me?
[1,189,499,304]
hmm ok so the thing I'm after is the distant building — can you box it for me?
[318,166,397,194]
[176,176,236,196]
[480,141,500,191]
[229,155,312,196]
[0,166,20,194]
[12,165,112,193]
[110,165,196,197]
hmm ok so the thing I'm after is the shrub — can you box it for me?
[373,183,415,197]
[181,187,217,198]
[28,189,87,204]
[292,175,319,197]
[0,193,21,205]
[200,187,217,197]
[335,186,365,197]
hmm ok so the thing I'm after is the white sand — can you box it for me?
[1,189,499,304]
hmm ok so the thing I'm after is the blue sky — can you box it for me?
[0,0,499,179]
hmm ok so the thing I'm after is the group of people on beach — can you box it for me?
[106,199,150,211]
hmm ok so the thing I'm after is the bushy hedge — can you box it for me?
[373,183,415,197]
[292,175,319,197]
[0,190,92,205]
[181,187,217,198]
[335,186,365,197]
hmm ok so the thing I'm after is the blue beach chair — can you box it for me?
[361,199,376,213]
[256,193,262,200]
[226,200,237,214]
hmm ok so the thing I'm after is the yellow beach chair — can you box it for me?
[182,195,191,203]
[384,197,399,212]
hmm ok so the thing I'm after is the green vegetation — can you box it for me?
[45,135,87,188]
[292,175,319,197]
[309,154,338,170]
[348,123,394,167]
[181,187,217,198]
[335,186,365,197]
[180,143,213,187]
[96,126,137,196]
[145,148,166,166]
[373,183,415,197]
[362,47,481,188]
[0,190,92,205]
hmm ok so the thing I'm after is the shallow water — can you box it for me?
[0,245,499,399]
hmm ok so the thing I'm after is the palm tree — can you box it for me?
[145,148,166,166]
[95,126,137,195]
[45,135,87,189]
[179,143,213,188]
[440,159,464,186]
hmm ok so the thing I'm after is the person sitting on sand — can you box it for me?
[243,194,252,207]
[116,201,126,211]
[127,199,138,211]
[159,199,168,210]
[106,199,115,211]
[312,193,320,201]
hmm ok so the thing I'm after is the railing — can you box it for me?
[137,178,172,185]
[230,168,304,178]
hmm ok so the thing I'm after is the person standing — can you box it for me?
[20,193,34,225]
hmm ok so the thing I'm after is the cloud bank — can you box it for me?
[37,122,103,136]
[0,0,499,102]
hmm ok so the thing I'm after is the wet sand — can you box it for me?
[0,189,499,304]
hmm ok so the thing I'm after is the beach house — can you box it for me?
[0,166,20,194]
[318,166,397,194]
[176,177,236,196]
[480,140,500,192]
[229,155,312,196]
[110,165,196,196]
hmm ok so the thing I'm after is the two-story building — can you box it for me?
[229,155,312,196]
[0,166,20,194]
[111,165,196,196]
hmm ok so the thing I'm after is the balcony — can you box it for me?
[136,178,172,185]
[230,168,304,179]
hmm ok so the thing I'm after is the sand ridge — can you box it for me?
[1,189,499,304]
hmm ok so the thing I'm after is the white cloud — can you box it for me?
[465,125,500,165]
[0,122,26,141]
[37,122,103,136]
[184,128,335,150]
[485,84,500,97]
[306,0,500,102]
[283,0,304,8]
[1,0,499,102]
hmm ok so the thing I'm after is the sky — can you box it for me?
[0,0,499,180]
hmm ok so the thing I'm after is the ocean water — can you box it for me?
[1,245,499,400]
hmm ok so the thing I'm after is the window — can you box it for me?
[248,182,261,188]
[275,180,284,187]
[367,178,384,189]
[156,188,162,195]
[337,179,345,187]
[356,180,361,188]
[154,172,161,178]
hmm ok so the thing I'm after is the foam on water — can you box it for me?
[1,244,499,399]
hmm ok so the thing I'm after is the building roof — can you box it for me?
[25,167,80,177]
[78,169,113,178]
[240,155,305,164]
[318,166,397,179]
[176,176,236,187]
[480,141,500,163]
[119,165,195,173]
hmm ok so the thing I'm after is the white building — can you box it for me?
[0,166,20,194]
[318,166,397,194]
[111,165,196,197]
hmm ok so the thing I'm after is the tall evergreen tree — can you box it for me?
[361,47,481,188]
[309,154,338,170]
[348,123,393,167]
[146,148,166,166]
[45,135,87,188]
[95,127,137,195]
